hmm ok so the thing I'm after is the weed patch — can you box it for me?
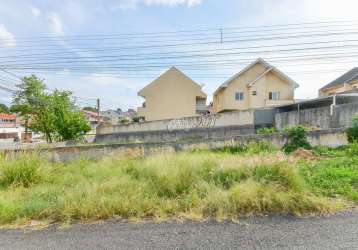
[300,156,358,201]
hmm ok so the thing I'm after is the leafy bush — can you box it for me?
[283,125,311,153]
[132,117,144,123]
[120,117,130,124]
[257,127,277,135]
[346,114,358,143]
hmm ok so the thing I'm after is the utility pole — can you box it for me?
[220,28,223,44]
[96,98,100,123]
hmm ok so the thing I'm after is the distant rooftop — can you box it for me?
[277,92,358,112]
[320,67,358,90]
[0,113,16,120]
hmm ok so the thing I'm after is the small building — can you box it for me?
[100,109,122,125]
[137,67,207,121]
[101,109,139,125]
[319,67,358,97]
[81,110,104,134]
[0,113,32,142]
[212,58,299,113]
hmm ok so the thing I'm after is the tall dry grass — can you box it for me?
[0,143,346,226]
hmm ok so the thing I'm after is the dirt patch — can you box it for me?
[292,149,320,161]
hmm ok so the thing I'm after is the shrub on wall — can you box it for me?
[346,114,358,143]
[283,125,311,153]
[119,117,130,124]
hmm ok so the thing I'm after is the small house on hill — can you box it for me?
[319,68,358,97]
[137,67,207,121]
[212,58,299,113]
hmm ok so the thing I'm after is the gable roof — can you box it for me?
[320,67,358,90]
[247,68,273,87]
[213,58,299,95]
[138,66,206,98]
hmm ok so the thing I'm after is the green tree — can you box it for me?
[0,103,9,113]
[10,75,47,140]
[50,90,90,141]
[11,75,90,142]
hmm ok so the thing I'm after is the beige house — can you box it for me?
[137,67,207,121]
[213,58,299,113]
[319,67,358,97]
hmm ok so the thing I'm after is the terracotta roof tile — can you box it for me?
[0,113,16,120]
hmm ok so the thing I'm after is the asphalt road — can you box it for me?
[0,210,357,250]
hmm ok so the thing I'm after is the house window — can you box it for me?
[235,92,244,101]
[269,91,280,100]
[252,91,257,96]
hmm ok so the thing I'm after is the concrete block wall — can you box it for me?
[332,102,358,128]
[95,108,280,144]
[97,109,255,135]
[275,102,358,130]
[38,128,347,162]
[95,125,255,144]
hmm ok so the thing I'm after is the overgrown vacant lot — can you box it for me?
[0,142,357,226]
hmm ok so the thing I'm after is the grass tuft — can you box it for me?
[0,154,43,188]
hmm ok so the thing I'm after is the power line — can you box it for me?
[1,29,358,52]
[1,19,357,42]
[2,58,358,78]
[2,43,358,66]
[5,26,358,47]
[0,20,357,102]
[4,51,358,71]
[2,38,357,61]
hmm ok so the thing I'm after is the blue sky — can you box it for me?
[0,0,358,109]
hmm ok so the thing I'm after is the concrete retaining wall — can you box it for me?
[38,128,347,162]
[332,102,358,128]
[275,102,358,130]
[97,109,255,135]
[95,125,255,144]
[95,108,279,144]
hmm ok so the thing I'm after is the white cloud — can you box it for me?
[48,12,65,36]
[302,0,358,20]
[30,6,41,18]
[259,0,358,23]
[115,0,138,10]
[113,0,202,10]
[58,68,71,75]
[0,24,16,47]
[144,0,202,7]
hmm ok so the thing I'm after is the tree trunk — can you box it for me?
[24,117,29,142]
